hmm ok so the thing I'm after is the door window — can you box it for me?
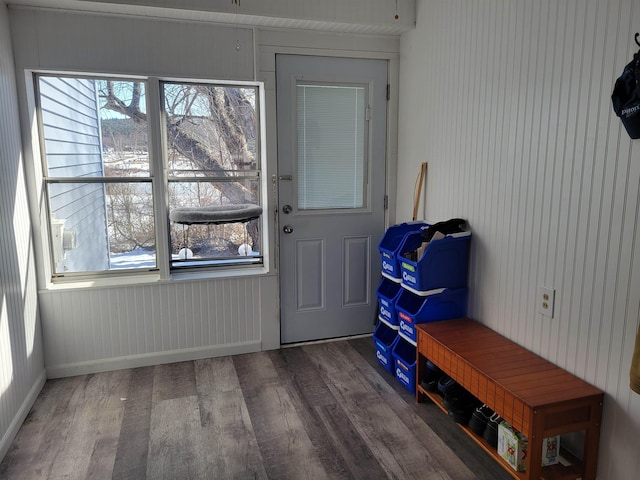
[296,83,367,210]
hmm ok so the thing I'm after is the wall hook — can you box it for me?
[635,32,640,48]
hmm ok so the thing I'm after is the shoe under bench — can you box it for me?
[416,318,604,480]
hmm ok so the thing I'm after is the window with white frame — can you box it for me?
[36,74,264,278]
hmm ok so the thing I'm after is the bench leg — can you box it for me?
[582,399,604,480]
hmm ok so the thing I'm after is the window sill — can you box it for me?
[45,272,163,291]
[169,265,270,282]
[44,265,271,291]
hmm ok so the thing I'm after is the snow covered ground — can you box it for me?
[109,246,260,269]
[110,248,156,269]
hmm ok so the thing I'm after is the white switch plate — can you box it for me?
[537,286,555,318]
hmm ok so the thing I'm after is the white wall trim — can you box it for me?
[0,369,46,461]
[45,341,262,379]
[7,0,416,36]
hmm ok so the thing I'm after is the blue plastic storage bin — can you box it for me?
[376,277,403,328]
[395,287,467,344]
[392,336,416,394]
[398,232,471,294]
[373,322,399,374]
[378,222,428,281]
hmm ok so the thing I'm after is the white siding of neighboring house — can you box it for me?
[39,76,110,272]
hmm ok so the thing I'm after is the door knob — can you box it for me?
[282,204,292,214]
[283,225,294,234]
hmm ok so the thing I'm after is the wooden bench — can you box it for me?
[416,318,604,480]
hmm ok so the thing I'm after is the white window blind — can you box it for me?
[296,84,366,210]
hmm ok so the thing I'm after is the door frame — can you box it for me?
[276,54,388,343]
[258,42,400,349]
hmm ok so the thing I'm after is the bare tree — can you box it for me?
[106,182,155,252]
[99,81,260,252]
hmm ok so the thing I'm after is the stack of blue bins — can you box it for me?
[374,221,471,394]
[374,222,427,377]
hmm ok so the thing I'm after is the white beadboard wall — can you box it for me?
[0,3,46,460]
[38,278,268,377]
[397,0,640,477]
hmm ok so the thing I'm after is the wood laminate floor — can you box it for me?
[0,337,511,480]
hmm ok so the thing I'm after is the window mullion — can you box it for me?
[147,77,171,279]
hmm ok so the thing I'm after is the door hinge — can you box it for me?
[384,195,388,210]
[386,84,390,101]
[365,105,371,121]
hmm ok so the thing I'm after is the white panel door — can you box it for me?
[276,55,387,343]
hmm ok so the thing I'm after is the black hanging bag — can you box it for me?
[612,47,640,139]
[421,218,467,242]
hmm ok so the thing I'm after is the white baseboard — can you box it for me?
[45,341,263,379]
[0,369,47,461]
